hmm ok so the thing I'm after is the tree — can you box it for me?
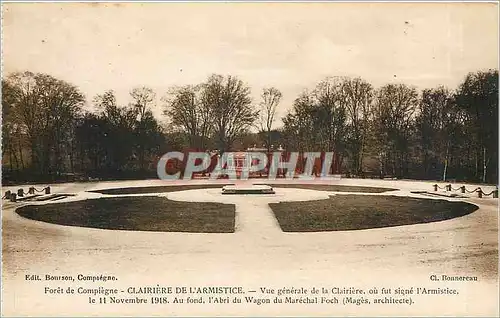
[373,84,418,177]
[282,79,350,154]
[281,78,349,175]
[134,109,165,171]
[342,77,373,174]
[313,78,348,167]
[258,87,282,151]
[76,90,165,177]
[92,90,137,173]
[130,87,155,121]
[282,92,316,152]
[455,69,498,183]
[2,80,24,172]
[75,113,107,172]
[200,74,257,152]
[3,71,85,176]
[163,85,212,149]
[416,87,464,181]
[130,87,157,170]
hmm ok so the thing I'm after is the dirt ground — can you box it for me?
[1,178,498,316]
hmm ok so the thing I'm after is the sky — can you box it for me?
[2,2,498,127]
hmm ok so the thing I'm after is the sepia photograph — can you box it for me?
[1,1,499,316]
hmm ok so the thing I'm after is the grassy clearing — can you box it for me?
[16,197,235,233]
[269,195,478,232]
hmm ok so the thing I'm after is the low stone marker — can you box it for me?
[221,184,275,195]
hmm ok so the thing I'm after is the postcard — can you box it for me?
[1,2,498,316]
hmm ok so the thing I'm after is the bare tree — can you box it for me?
[129,87,157,169]
[373,83,418,177]
[282,92,316,152]
[201,74,257,152]
[258,87,282,152]
[3,71,84,175]
[417,86,463,181]
[130,86,156,121]
[2,80,23,172]
[455,69,498,183]
[343,77,373,175]
[164,85,212,149]
[313,77,348,155]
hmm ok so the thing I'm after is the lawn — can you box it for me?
[265,184,397,193]
[88,184,232,195]
[16,197,235,233]
[269,195,478,232]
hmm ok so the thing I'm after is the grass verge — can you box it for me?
[269,195,478,232]
[265,184,397,193]
[16,197,235,233]
[88,184,232,195]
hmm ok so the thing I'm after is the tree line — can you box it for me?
[1,69,498,183]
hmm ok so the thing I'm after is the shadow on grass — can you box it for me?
[265,184,397,193]
[88,184,232,195]
[16,197,235,233]
[269,195,478,232]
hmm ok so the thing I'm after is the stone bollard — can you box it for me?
[477,188,482,198]
[17,188,24,197]
[10,193,17,202]
[28,187,35,194]
[446,184,452,191]
[461,186,466,193]
[4,190,11,200]
[433,184,438,191]
[45,186,51,194]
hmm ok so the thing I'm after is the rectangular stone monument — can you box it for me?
[221,184,275,195]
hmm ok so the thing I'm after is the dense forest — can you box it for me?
[1,69,498,184]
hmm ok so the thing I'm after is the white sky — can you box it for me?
[2,2,498,127]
